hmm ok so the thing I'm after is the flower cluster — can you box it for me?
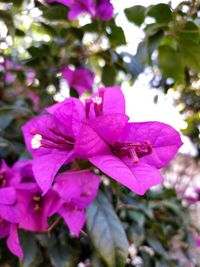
[47,0,114,21]
[0,159,100,258]
[1,84,182,258]
[22,86,182,195]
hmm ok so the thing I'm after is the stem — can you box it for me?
[46,217,62,236]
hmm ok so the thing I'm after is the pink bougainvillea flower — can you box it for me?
[13,159,35,183]
[95,0,114,21]
[62,66,94,95]
[22,86,182,195]
[47,0,95,20]
[80,89,182,195]
[77,88,182,195]
[17,183,58,232]
[52,170,100,236]
[14,160,59,231]
[47,0,113,21]
[22,87,122,193]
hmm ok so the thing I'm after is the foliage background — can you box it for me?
[0,0,200,266]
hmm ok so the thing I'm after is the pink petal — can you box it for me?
[88,86,125,119]
[62,67,74,86]
[89,155,163,195]
[46,98,84,137]
[103,86,125,114]
[89,114,128,145]
[58,207,85,236]
[33,151,74,194]
[0,220,10,238]
[7,224,23,259]
[120,122,183,168]
[74,124,110,158]
[0,187,16,205]
[22,114,72,157]
[55,171,100,208]
[0,204,19,223]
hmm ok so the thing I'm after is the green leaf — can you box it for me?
[146,4,172,24]
[136,31,163,65]
[178,21,200,44]
[158,45,184,82]
[127,211,145,227]
[86,192,129,267]
[102,65,117,86]
[108,26,126,48]
[40,22,57,36]
[48,242,70,267]
[0,112,14,130]
[124,5,146,26]
[15,28,26,37]
[43,5,68,20]
[37,233,70,267]
[19,232,39,267]
[82,21,99,33]
[12,0,23,7]
[146,237,167,257]
[178,39,200,72]
[144,23,164,37]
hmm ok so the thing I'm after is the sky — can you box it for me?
[113,0,197,155]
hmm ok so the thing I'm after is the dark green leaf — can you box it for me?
[13,0,23,7]
[0,112,14,130]
[20,232,39,267]
[146,237,167,257]
[43,5,68,20]
[127,211,145,227]
[178,39,200,72]
[178,21,200,44]
[15,28,26,37]
[48,242,70,267]
[82,21,99,32]
[86,192,129,267]
[40,22,57,36]
[146,4,172,24]
[158,45,184,82]
[108,26,126,48]
[124,5,146,26]
[102,65,117,86]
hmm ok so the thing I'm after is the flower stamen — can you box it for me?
[31,134,42,149]
[112,141,152,163]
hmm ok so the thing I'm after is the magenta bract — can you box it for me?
[53,170,100,236]
[22,86,182,195]
[62,66,94,95]
[47,0,114,21]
